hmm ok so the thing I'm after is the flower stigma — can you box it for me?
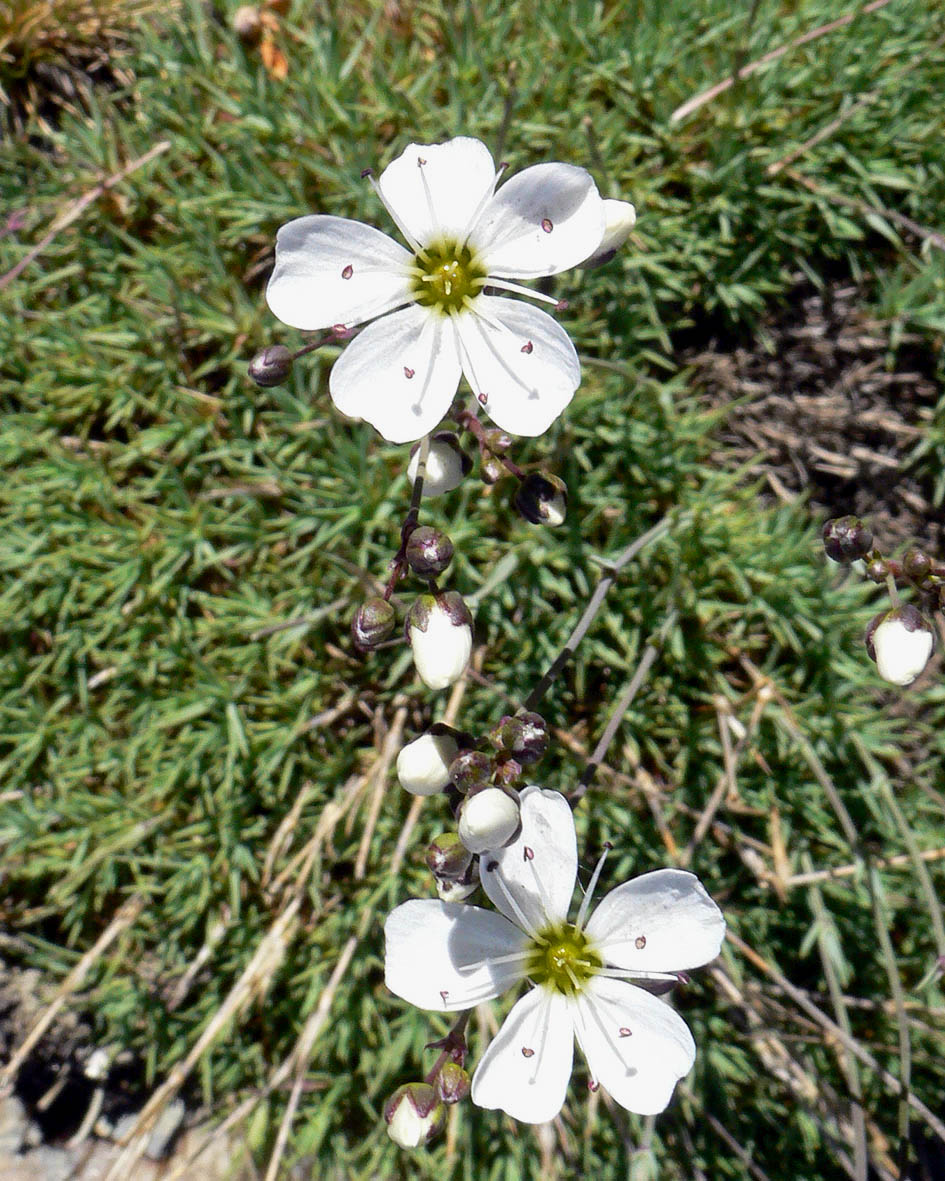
[411,240,488,316]
[525,923,602,996]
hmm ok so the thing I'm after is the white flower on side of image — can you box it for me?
[582,199,637,268]
[407,592,473,691]
[866,605,934,687]
[384,787,725,1124]
[267,137,609,442]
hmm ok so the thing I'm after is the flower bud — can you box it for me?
[405,526,454,578]
[492,712,549,765]
[492,757,522,787]
[248,344,293,387]
[436,1063,471,1104]
[425,832,473,881]
[232,4,263,45]
[582,198,637,268]
[483,428,512,454]
[865,558,888,583]
[397,733,459,796]
[351,596,395,651]
[514,472,567,527]
[407,593,472,690]
[902,548,932,582]
[407,432,471,498]
[448,750,492,794]
[865,605,934,686]
[383,1083,445,1149]
[458,787,521,854]
[435,874,479,903]
[822,516,873,563]
[480,453,505,485]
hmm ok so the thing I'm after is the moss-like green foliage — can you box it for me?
[1,1,943,1176]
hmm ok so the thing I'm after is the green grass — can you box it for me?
[2,0,945,1177]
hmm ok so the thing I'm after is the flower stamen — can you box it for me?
[575,842,611,933]
[483,277,560,307]
[365,172,430,260]
[480,856,547,943]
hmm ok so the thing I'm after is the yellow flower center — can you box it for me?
[525,923,603,996]
[412,241,487,315]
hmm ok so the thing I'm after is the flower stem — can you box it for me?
[383,434,430,601]
[424,1010,470,1084]
[522,514,676,713]
[455,409,525,480]
[570,607,678,805]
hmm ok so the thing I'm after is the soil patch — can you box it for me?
[689,281,942,553]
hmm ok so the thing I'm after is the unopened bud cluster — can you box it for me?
[351,510,473,690]
[823,518,939,688]
[397,711,551,856]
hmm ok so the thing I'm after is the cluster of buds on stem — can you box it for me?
[351,496,473,690]
[382,1018,470,1149]
[396,711,551,861]
[822,516,939,687]
[453,408,569,528]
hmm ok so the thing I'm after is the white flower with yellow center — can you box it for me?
[384,787,725,1124]
[266,137,607,443]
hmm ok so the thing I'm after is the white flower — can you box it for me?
[867,605,934,686]
[407,592,473,691]
[385,787,725,1124]
[266,137,607,443]
[397,732,459,796]
[458,787,521,854]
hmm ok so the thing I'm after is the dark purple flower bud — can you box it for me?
[425,832,474,881]
[436,1063,471,1104]
[514,472,567,527]
[248,344,293,387]
[902,548,932,581]
[351,596,395,651]
[405,526,454,578]
[822,516,873,563]
[448,750,492,794]
[494,712,549,765]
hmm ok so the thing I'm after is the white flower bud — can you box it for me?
[396,733,459,796]
[407,433,470,498]
[866,606,934,686]
[407,593,472,691]
[458,787,521,854]
[582,198,637,267]
[435,875,479,903]
[384,1083,445,1149]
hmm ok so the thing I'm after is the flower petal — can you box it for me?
[479,787,577,932]
[471,986,574,1123]
[471,163,605,278]
[385,899,529,1012]
[574,977,695,1115]
[378,138,498,248]
[455,297,579,437]
[266,215,413,331]
[584,869,725,973]
[329,304,461,443]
